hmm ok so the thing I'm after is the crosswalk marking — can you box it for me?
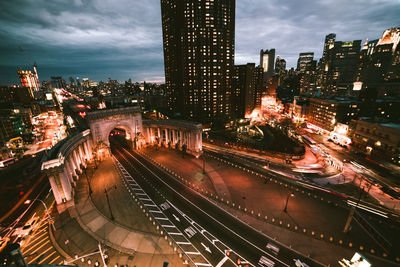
[38,250,56,264]
[22,236,49,254]
[28,246,52,264]
[48,255,60,264]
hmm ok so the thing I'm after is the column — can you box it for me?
[48,174,63,204]
[79,145,87,168]
[83,141,90,161]
[165,128,169,145]
[73,150,81,173]
[68,156,78,177]
[172,130,176,144]
[60,170,72,201]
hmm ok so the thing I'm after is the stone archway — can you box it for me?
[86,107,142,149]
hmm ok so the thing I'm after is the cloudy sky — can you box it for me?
[0,0,399,85]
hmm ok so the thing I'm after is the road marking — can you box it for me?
[22,231,47,250]
[27,239,50,256]
[201,242,211,253]
[22,236,49,254]
[216,256,229,267]
[28,246,52,264]
[194,263,212,266]
[173,214,180,222]
[48,255,60,264]
[154,217,169,220]
[161,225,176,228]
[121,148,291,267]
[176,242,192,245]
[168,232,184,236]
[38,250,56,264]
[185,251,201,255]
[149,210,162,213]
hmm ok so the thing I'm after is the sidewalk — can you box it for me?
[140,146,400,266]
[51,156,183,267]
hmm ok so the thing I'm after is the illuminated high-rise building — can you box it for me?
[275,56,286,76]
[260,48,275,83]
[296,52,316,73]
[320,33,336,72]
[321,39,361,96]
[161,0,235,121]
[17,64,40,97]
[232,63,263,118]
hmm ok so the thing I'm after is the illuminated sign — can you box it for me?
[353,81,363,91]
[339,252,371,267]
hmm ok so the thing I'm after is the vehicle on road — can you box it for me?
[0,158,16,168]
[13,216,40,238]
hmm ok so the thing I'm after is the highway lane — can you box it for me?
[113,143,323,267]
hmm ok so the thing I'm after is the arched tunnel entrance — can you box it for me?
[109,125,135,151]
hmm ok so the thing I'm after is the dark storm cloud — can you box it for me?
[0,0,399,84]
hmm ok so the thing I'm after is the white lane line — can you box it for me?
[122,148,291,267]
[186,251,201,255]
[195,263,212,266]
[114,155,211,267]
[176,241,192,245]
[138,197,151,201]
[145,204,158,207]
[149,210,162,213]
[161,225,176,228]
[216,256,229,267]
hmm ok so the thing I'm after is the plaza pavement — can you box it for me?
[51,157,184,267]
[140,146,400,266]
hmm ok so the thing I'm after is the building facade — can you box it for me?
[321,40,361,96]
[161,0,235,121]
[296,52,315,73]
[353,119,400,160]
[308,98,360,132]
[260,48,275,83]
[17,67,40,97]
[232,63,263,118]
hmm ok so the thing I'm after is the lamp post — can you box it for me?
[104,185,117,221]
[283,192,295,213]
[202,153,206,174]
[84,167,93,195]
[24,199,55,232]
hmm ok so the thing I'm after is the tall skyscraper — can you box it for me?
[161,0,235,121]
[275,56,286,76]
[17,64,40,98]
[232,63,263,118]
[260,48,275,83]
[296,52,315,73]
[320,33,336,72]
[321,39,361,95]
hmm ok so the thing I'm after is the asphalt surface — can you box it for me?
[112,141,324,267]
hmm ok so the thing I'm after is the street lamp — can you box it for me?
[25,198,55,231]
[202,155,206,174]
[283,192,295,213]
[104,186,117,221]
[83,166,93,195]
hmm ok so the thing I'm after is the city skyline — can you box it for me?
[0,0,399,85]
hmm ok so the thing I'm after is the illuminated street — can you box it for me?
[1,1,400,267]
